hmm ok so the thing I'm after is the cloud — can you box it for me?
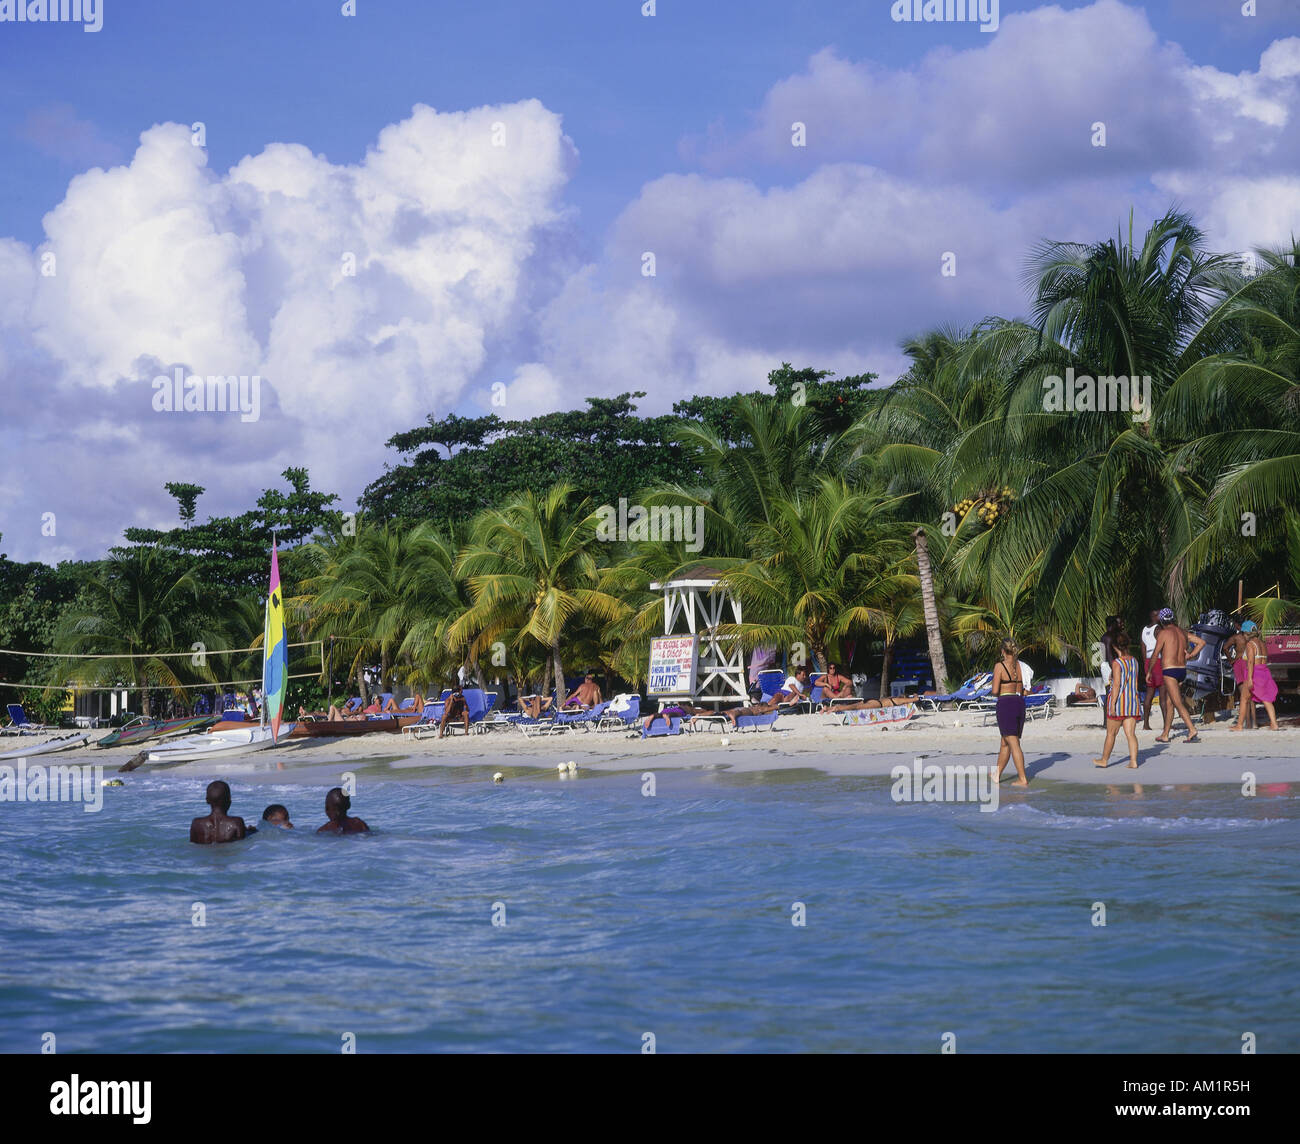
[680,2,1300,186]
[15,104,122,168]
[1,101,578,560]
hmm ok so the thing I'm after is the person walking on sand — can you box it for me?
[1094,632,1141,769]
[991,639,1029,786]
[1222,622,1253,728]
[1142,609,1162,731]
[1231,621,1280,732]
[1153,608,1205,743]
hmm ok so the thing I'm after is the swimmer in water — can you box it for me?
[189,780,256,844]
[262,803,293,829]
[316,786,370,834]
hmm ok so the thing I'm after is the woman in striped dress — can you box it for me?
[1094,632,1141,769]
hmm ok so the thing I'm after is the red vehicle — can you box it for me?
[1264,629,1300,696]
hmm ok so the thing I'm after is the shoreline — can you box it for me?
[59,708,1300,786]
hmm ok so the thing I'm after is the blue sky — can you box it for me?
[2,0,1299,560]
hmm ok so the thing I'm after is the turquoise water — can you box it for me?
[2,762,1297,1053]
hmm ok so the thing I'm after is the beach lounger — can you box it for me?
[596,695,641,732]
[641,715,682,738]
[757,669,785,702]
[401,700,443,736]
[915,674,993,711]
[3,704,56,733]
[554,700,612,732]
[733,711,780,732]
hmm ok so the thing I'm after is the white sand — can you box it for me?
[82,708,1300,786]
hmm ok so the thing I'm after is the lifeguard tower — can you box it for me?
[647,568,748,707]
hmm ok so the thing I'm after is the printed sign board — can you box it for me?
[648,635,698,696]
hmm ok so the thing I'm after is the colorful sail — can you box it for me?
[263,540,288,742]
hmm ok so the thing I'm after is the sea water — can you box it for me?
[1,762,1297,1053]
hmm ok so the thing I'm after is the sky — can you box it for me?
[1,0,1299,563]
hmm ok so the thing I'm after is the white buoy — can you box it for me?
[720,736,730,747]
[566,760,577,774]
[557,763,567,774]
[492,772,504,784]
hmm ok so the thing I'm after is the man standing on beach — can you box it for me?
[189,780,256,844]
[1153,608,1206,743]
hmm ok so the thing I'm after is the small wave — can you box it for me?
[995,804,1284,830]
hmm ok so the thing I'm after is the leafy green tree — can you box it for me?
[52,547,219,716]
[450,483,630,706]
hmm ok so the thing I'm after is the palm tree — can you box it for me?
[54,547,215,716]
[711,478,918,673]
[292,520,451,702]
[450,483,630,707]
[935,210,1233,648]
[1165,238,1300,603]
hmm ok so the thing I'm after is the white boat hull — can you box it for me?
[0,732,92,760]
[146,724,296,763]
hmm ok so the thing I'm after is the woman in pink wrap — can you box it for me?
[1230,622,1279,731]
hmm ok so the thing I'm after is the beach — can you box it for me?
[75,708,1300,786]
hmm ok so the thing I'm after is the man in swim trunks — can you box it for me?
[1153,607,1206,742]
[565,675,603,709]
[316,787,370,834]
[262,804,293,829]
[190,780,256,844]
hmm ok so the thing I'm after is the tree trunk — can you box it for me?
[381,649,391,695]
[138,669,151,717]
[552,642,567,708]
[912,527,949,696]
[357,663,369,706]
[879,638,894,701]
[541,659,552,701]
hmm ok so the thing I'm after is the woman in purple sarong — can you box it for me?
[1231,622,1279,731]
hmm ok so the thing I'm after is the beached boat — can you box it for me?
[95,715,216,748]
[294,716,401,737]
[144,723,296,764]
[0,731,93,760]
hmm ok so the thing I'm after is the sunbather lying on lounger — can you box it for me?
[643,702,713,733]
[518,694,554,720]
[383,694,423,713]
[829,696,915,712]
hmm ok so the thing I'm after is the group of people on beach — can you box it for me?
[189,780,370,843]
[988,608,1281,784]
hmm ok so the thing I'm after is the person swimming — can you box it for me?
[316,787,370,834]
[261,804,293,829]
[189,780,257,844]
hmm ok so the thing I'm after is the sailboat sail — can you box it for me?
[263,540,288,742]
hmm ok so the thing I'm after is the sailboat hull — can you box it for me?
[145,724,297,764]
